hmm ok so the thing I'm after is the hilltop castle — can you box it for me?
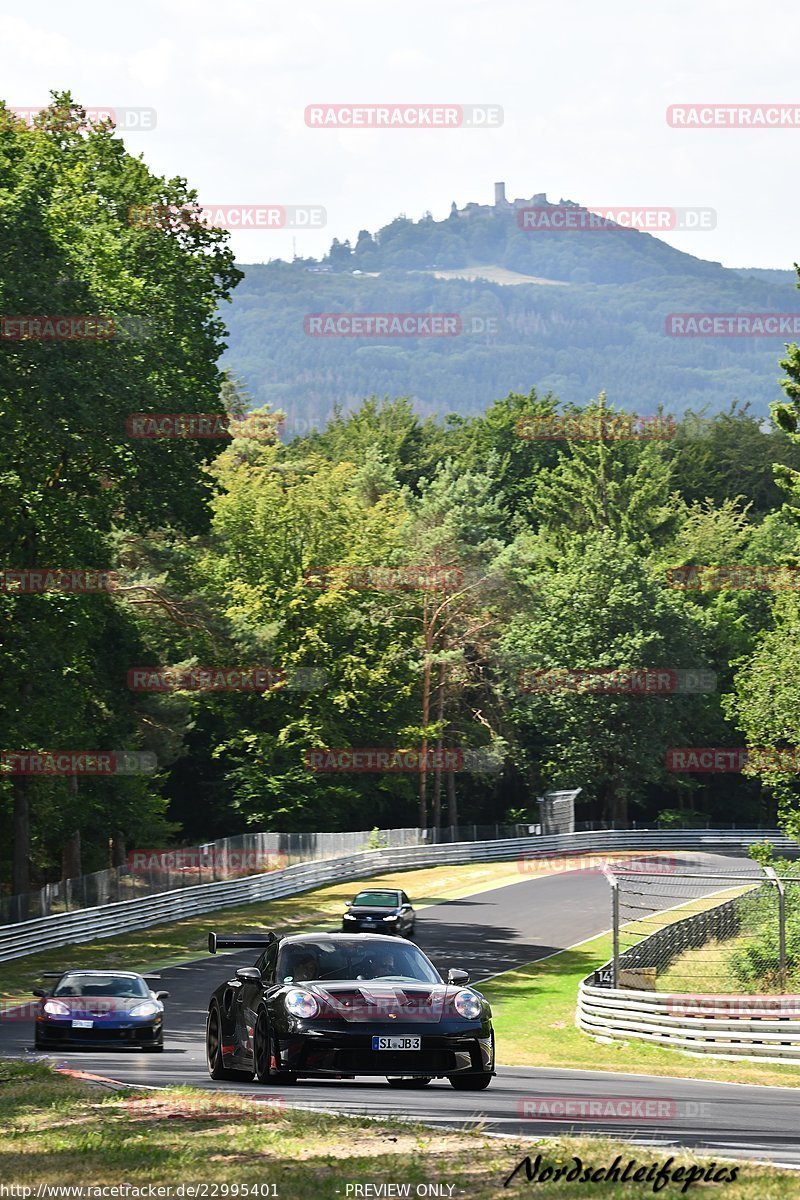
[451,182,579,218]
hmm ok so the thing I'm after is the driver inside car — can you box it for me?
[288,952,319,982]
[366,946,402,978]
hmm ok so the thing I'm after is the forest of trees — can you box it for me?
[6,97,800,898]
[224,210,800,421]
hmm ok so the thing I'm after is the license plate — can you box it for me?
[71,1019,93,1029]
[372,1036,421,1050]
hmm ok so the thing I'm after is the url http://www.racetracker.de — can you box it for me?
[0,1187,280,1198]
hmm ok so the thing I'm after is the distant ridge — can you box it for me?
[222,183,799,431]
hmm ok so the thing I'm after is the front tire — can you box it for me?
[254,1008,296,1086]
[448,1032,493,1090]
[206,1003,250,1081]
[448,1071,492,1090]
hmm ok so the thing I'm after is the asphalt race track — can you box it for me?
[3,851,800,1166]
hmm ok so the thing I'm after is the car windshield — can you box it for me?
[278,940,440,984]
[53,973,150,998]
[352,891,399,908]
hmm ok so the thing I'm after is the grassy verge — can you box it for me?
[1,1060,797,1197]
[0,858,537,1000]
[656,934,747,994]
[484,934,800,1088]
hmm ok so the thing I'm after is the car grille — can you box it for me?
[43,1026,159,1042]
[333,1048,456,1073]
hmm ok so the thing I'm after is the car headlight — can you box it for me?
[129,1000,160,1018]
[284,989,319,1018]
[453,989,482,1019]
[42,999,70,1016]
[382,914,398,921]
[343,913,356,920]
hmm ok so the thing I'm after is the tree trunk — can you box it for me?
[11,680,33,897]
[431,657,446,835]
[447,767,457,832]
[609,788,628,827]
[62,828,82,881]
[418,593,431,831]
[61,775,82,879]
[12,776,30,896]
[110,830,127,867]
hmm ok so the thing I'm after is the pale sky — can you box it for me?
[1,0,798,270]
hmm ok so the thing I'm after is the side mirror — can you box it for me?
[447,968,470,985]
[155,991,170,1001]
[32,988,46,997]
[235,967,262,983]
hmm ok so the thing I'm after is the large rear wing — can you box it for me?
[208,932,276,955]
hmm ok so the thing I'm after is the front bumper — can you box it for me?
[276,1024,493,1077]
[36,1020,162,1047]
[342,920,400,933]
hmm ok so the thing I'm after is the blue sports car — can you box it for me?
[32,970,169,1051]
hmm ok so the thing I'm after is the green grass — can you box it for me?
[656,934,747,993]
[1,1059,798,1197]
[484,934,800,1089]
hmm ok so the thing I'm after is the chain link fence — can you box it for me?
[601,862,800,994]
[0,823,535,924]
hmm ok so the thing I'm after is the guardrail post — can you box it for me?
[764,866,787,992]
[603,866,620,988]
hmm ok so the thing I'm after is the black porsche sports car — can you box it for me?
[32,970,169,1051]
[205,931,494,1089]
[342,888,415,936]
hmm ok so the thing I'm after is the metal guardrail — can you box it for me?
[577,979,800,1063]
[0,826,430,924]
[0,827,789,965]
[578,854,800,1063]
[4,820,774,925]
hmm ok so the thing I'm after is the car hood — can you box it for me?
[347,907,398,916]
[302,981,451,1022]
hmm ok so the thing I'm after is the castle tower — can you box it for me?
[494,181,506,207]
